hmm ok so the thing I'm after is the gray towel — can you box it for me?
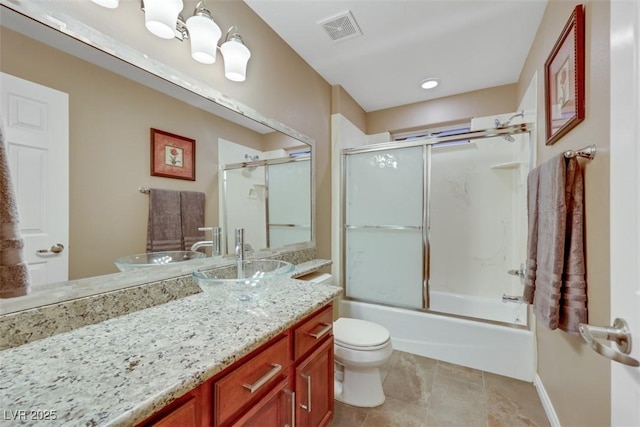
[523,155,587,335]
[146,189,183,252]
[180,191,205,252]
[0,121,31,298]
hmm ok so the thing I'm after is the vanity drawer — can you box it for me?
[214,335,290,426]
[294,304,333,360]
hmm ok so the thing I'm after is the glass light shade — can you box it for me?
[186,15,221,64]
[91,0,119,8]
[144,0,184,40]
[220,38,251,82]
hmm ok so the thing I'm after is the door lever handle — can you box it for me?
[578,318,640,367]
[36,243,64,254]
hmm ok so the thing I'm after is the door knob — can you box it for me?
[36,243,64,254]
[579,318,640,367]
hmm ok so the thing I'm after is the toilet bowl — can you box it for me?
[333,317,393,407]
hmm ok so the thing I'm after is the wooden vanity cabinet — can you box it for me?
[291,304,335,427]
[215,335,290,426]
[294,338,334,427]
[140,302,335,427]
[146,384,211,427]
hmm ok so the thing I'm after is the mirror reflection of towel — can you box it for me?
[180,191,205,252]
[523,155,587,335]
[0,121,31,298]
[146,189,183,252]
[146,189,205,252]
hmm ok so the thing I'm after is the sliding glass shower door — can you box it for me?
[344,146,426,309]
[342,130,530,326]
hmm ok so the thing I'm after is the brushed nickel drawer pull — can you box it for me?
[309,323,332,340]
[284,390,295,427]
[300,373,312,412]
[242,363,282,393]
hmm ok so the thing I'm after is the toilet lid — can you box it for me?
[333,318,390,348]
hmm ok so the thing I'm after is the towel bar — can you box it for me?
[564,144,596,160]
[139,187,150,194]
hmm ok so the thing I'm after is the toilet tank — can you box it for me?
[297,271,333,285]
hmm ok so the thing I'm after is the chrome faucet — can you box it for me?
[190,227,222,256]
[234,228,245,261]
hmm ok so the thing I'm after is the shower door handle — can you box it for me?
[578,319,640,367]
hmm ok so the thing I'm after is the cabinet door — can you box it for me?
[148,397,198,427]
[295,337,334,427]
[230,378,294,427]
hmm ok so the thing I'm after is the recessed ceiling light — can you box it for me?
[420,78,439,89]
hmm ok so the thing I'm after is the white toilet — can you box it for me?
[296,273,393,407]
[333,317,393,407]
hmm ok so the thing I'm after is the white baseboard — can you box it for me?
[534,374,561,427]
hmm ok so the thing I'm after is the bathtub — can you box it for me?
[429,290,528,326]
[339,298,536,382]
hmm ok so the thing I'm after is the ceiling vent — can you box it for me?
[318,10,362,43]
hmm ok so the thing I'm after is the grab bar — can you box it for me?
[578,319,640,367]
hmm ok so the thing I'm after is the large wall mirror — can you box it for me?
[0,1,314,312]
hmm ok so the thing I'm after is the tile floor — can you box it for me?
[331,350,550,427]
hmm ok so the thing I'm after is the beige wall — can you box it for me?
[517,1,611,426]
[1,28,266,279]
[331,85,367,133]
[2,1,335,277]
[366,84,517,134]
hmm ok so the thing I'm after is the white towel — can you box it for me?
[0,121,31,298]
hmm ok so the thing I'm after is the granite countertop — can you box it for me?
[0,278,341,427]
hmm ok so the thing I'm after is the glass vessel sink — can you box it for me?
[114,250,206,271]
[193,259,295,300]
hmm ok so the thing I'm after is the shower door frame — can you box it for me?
[223,155,312,251]
[340,123,532,326]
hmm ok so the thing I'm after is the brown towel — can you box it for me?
[523,155,587,335]
[0,121,31,298]
[180,191,205,251]
[146,189,183,252]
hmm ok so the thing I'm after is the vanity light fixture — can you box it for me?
[186,2,222,64]
[90,0,251,81]
[220,29,251,82]
[420,78,439,89]
[143,0,184,39]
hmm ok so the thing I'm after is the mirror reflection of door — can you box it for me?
[0,72,69,286]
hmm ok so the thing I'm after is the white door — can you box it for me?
[0,72,69,286]
[610,1,640,426]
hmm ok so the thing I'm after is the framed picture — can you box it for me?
[544,4,585,145]
[150,128,196,181]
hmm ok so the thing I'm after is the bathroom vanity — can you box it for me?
[0,272,340,427]
[143,302,334,427]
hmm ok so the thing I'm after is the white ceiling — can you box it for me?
[244,0,548,112]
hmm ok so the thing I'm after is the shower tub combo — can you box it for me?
[340,122,535,382]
